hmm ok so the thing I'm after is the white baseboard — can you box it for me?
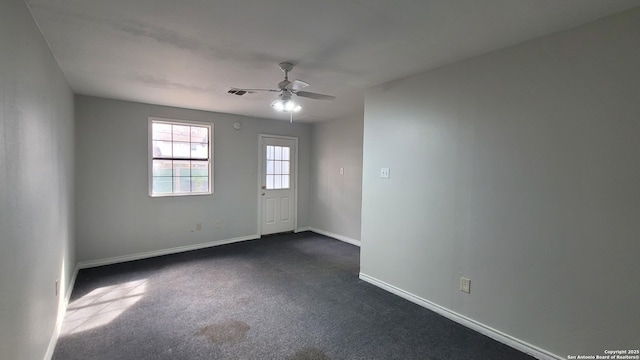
[44,265,79,360]
[77,234,260,269]
[308,227,361,247]
[358,273,562,360]
[294,226,311,233]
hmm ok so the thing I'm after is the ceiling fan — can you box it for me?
[228,62,335,114]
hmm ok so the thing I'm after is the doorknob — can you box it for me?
[261,192,265,196]
[261,185,266,189]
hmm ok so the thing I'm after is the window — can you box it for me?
[149,118,212,196]
[265,145,290,189]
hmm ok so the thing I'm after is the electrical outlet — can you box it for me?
[460,277,471,294]
[55,279,59,297]
[196,223,202,231]
[380,168,390,178]
[215,220,221,228]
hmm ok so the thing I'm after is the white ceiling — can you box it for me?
[25,0,640,122]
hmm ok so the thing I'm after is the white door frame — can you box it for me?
[257,134,299,236]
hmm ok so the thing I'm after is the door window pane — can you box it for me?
[264,145,291,190]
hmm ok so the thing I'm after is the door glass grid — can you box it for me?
[265,145,290,189]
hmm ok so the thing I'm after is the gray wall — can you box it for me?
[361,7,640,358]
[310,113,363,241]
[75,96,311,263]
[0,1,75,359]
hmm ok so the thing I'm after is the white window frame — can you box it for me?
[148,117,213,197]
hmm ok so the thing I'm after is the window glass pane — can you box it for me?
[173,160,190,177]
[173,177,191,193]
[190,143,208,159]
[172,125,190,142]
[152,140,172,158]
[173,142,191,158]
[275,146,282,160]
[266,146,274,160]
[282,147,290,161]
[191,161,208,177]
[282,175,290,189]
[150,120,212,196]
[275,160,282,175]
[190,126,208,143]
[152,123,172,141]
[191,177,209,192]
[282,161,290,175]
[152,160,172,176]
[266,175,274,189]
[266,160,274,175]
[274,175,282,189]
[152,177,173,193]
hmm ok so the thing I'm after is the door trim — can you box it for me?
[257,134,298,236]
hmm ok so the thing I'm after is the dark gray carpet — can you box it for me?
[53,232,534,360]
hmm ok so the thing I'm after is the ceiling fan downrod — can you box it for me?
[278,62,294,90]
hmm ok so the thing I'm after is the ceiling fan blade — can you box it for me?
[291,79,309,91]
[295,91,336,100]
[228,87,279,94]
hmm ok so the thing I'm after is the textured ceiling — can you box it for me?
[25,0,640,122]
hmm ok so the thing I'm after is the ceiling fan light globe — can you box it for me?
[284,100,296,111]
[270,99,285,111]
[270,96,302,113]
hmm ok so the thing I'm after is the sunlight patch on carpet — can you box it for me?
[61,279,148,335]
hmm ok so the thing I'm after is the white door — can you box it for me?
[260,136,296,235]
